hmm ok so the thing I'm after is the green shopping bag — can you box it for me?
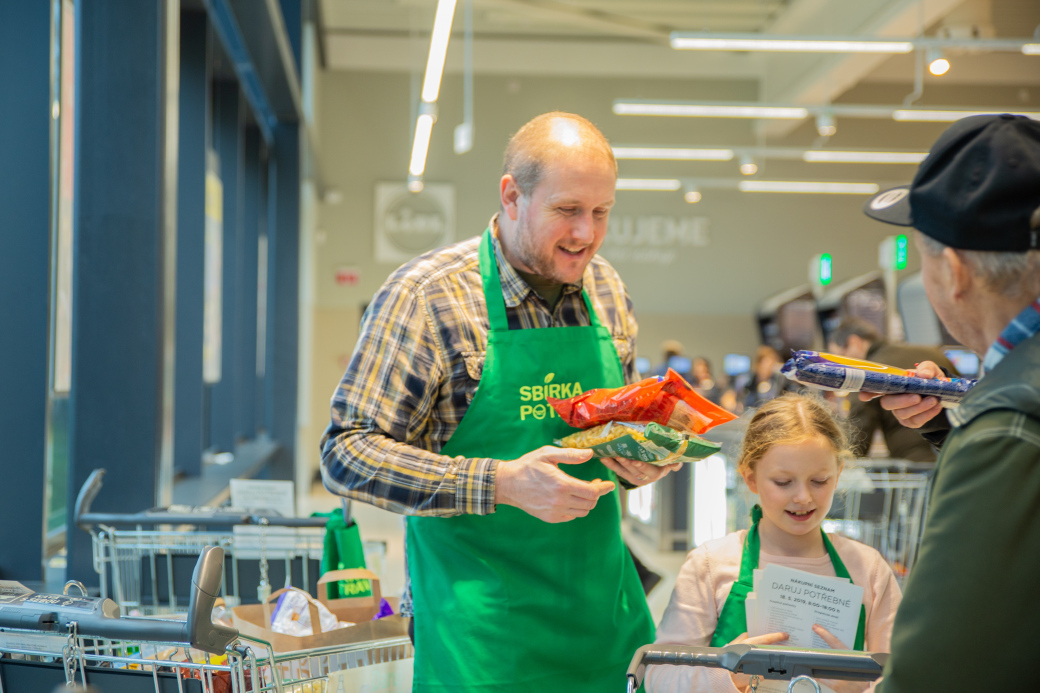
[315,507,373,600]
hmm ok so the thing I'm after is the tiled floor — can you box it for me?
[303,481,689,624]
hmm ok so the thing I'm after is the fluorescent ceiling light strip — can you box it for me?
[613,147,734,161]
[893,109,1040,122]
[671,36,912,53]
[409,114,435,176]
[803,151,927,164]
[616,178,682,191]
[739,181,880,194]
[613,102,808,119]
[1025,44,1040,55]
[421,0,458,103]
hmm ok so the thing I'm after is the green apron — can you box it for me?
[710,506,866,650]
[406,229,655,692]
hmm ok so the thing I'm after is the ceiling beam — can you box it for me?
[757,0,965,138]
[326,33,767,78]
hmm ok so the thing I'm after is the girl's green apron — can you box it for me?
[406,229,654,692]
[710,506,866,650]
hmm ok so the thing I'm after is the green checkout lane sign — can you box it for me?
[895,234,908,270]
[879,234,909,271]
[810,253,833,288]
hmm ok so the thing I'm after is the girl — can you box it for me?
[645,393,902,693]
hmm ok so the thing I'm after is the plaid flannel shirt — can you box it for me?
[320,218,638,518]
[980,296,1040,374]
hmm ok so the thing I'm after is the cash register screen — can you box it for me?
[724,353,751,376]
[944,349,980,377]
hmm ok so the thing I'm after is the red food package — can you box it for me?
[547,368,737,435]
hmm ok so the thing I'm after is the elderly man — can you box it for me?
[321,112,675,692]
[862,114,1040,692]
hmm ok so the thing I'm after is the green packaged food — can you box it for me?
[556,421,721,465]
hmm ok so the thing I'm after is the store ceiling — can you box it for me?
[318,0,1040,94]
[321,0,790,41]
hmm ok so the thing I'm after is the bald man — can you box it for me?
[321,113,667,692]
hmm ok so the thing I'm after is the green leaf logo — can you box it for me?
[544,373,554,384]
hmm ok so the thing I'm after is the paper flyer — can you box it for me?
[745,564,863,693]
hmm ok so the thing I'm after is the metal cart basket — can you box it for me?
[75,469,332,615]
[0,547,413,693]
[0,630,413,693]
[824,460,933,584]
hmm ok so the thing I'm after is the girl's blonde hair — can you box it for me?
[737,393,854,476]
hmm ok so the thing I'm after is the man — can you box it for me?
[826,317,956,461]
[741,345,798,410]
[861,114,1040,692]
[650,339,690,379]
[321,112,678,692]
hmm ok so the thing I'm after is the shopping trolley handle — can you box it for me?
[626,644,888,690]
[74,467,329,529]
[74,468,106,532]
[0,546,238,655]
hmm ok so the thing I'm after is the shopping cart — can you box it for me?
[824,459,933,584]
[626,643,887,693]
[0,547,414,693]
[75,469,332,615]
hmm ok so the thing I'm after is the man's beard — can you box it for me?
[510,208,570,285]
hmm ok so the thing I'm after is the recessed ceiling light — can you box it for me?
[739,181,880,194]
[670,34,914,54]
[616,178,682,191]
[802,151,927,164]
[612,147,734,161]
[613,101,809,119]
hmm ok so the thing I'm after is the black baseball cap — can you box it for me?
[863,114,1040,251]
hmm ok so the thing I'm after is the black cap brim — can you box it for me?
[863,185,913,226]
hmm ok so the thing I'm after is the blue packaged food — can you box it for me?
[781,351,978,405]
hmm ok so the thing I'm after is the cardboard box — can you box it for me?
[231,569,408,653]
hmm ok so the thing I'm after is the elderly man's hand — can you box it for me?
[495,447,615,523]
[599,457,682,487]
[858,360,946,429]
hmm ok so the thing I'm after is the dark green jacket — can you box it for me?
[879,331,1040,692]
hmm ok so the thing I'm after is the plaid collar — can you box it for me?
[488,214,584,309]
[982,296,1040,372]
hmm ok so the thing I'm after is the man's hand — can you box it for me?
[599,457,682,487]
[495,446,615,523]
[858,359,945,428]
[726,631,789,692]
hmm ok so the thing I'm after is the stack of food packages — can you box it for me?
[549,369,737,466]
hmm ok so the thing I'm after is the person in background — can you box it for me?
[858,114,1040,692]
[646,394,901,693]
[691,356,723,405]
[650,339,693,381]
[826,318,957,462]
[741,345,799,410]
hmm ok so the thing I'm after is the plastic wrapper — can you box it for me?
[211,598,235,628]
[373,598,395,620]
[547,368,737,434]
[557,421,721,465]
[270,589,354,637]
[781,350,978,405]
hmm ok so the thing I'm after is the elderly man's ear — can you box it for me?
[942,246,974,301]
